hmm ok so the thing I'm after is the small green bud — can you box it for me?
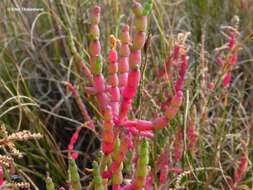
[138,155,149,166]
[134,16,148,32]
[92,161,100,175]
[92,161,104,190]
[89,24,100,40]
[138,140,149,156]
[143,0,153,16]
[92,55,103,75]
[133,139,149,189]
[45,176,55,190]
[113,138,121,159]
[95,186,104,190]
[132,1,144,17]
[68,158,81,190]
[136,165,148,177]
[112,163,123,184]
[94,175,103,184]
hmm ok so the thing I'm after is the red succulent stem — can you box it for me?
[118,1,148,123]
[234,149,248,183]
[174,127,184,162]
[65,82,94,129]
[102,135,130,178]
[89,5,110,112]
[107,35,120,116]
[187,120,198,151]
[67,126,82,160]
[222,31,240,88]
[80,59,93,82]
[157,44,180,79]
[144,171,155,190]
[0,165,4,185]
[175,53,188,93]
[102,106,115,154]
[118,25,131,93]
[159,165,169,185]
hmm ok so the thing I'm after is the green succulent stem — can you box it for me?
[45,176,56,190]
[68,158,82,190]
